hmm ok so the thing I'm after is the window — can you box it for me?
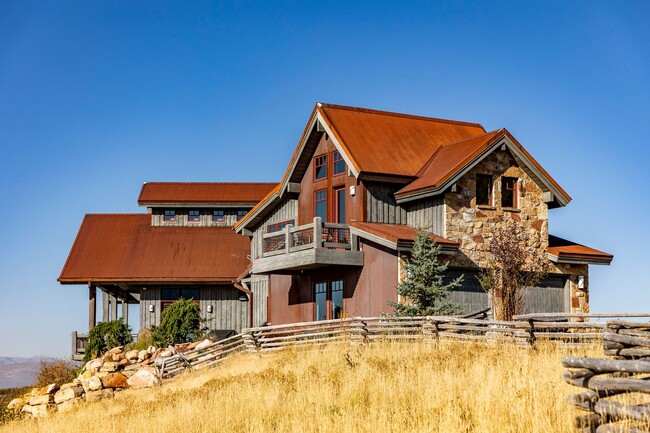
[212,210,225,222]
[476,174,492,206]
[502,177,518,208]
[333,151,346,176]
[266,220,295,233]
[188,210,200,222]
[314,189,327,221]
[161,288,200,311]
[236,210,247,221]
[314,280,344,321]
[164,210,175,221]
[314,154,327,180]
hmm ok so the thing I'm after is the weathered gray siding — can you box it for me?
[150,208,246,227]
[139,287,160,330]
[406,197,445,236]
[250,276,269,327]
[365,182,408,224]
[522,275,568,314]
[251,199,297,259]
[444,270,489,314]
[200,285,249,333]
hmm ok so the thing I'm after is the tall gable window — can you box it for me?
[188,210,200,222]
[502,177,518,208]
[164,210,175,221]
[212,210,224,222]
[314,154,327,180]
[333,151,346,176]
[476,174,492,206]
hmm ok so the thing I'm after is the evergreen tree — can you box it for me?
[152,298,206,347]
[389,232,463,316]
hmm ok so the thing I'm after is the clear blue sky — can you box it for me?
[1,1,648,357]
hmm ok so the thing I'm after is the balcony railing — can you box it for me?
[255,217,363,273]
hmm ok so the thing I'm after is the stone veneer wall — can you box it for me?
[441,149,589,314]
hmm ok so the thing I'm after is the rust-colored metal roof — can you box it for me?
[59,214,251,284]
[320,104,487,177]
[138,182,277,205]
[548,235,613,265]
[349,221,459,249]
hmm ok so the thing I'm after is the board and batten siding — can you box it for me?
[150,208,245,227]
[406,197,445,236]
[365,182,408,224]
[139,287,161,330]
[250,276,269,327]
[199,285,249,333]
[251,199,297,259]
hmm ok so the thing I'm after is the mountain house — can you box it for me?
[59,103,613,357]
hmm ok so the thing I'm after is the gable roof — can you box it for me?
[138,182,277,206]
[349,221,459,251]
[59,214,251,284]
[547,235,613,265]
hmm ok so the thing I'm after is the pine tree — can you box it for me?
[389,232,463,316]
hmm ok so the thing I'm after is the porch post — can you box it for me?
[313,217,322,248]
[110,293,118,321]
[88,283,96,331]
[102,290,109,322]
[121,299,128,325]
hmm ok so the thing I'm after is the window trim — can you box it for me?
[212,210,225,222]
[475,174,493,207]
[501,176,518,209]
[188,209,200,223]
[313,154,328,181]
[163,209,176,222]
[332,150,346,176]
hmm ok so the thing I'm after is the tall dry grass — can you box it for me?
[1,340,599,433]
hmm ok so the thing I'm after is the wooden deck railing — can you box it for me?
[262,217,353,257]
[156,313,650,380]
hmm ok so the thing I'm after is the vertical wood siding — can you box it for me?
[150,208,246,227]
[200,285,249,333]
[365,182,408,224]
[406,197,445,236]
[250,276,269,327]
[139,287,160,331]
[251,199,297,259]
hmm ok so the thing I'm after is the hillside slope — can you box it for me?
[0,341,597,433]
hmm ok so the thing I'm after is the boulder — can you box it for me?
[58,397,83,412]
[121,370,137,378]
[101,372,129,389]
[195,339,213,350]
[147,345,156,354]
[39,384,59,395]
[96,372,109,379]
[29,394,54,406]
[187,340,201,350]
[82,375,103,393]
[127,367,160,389]
[88,358,103,371]
[137,350,150,361]
[85,389,114,402]
[111,353,125,362]
[125,350,139,361]
[20,404,33,415]
[124,363,141,371]
[31,404,57,418]
[158,347,176,358]
[100,361,119,372]
[7,397,26,411]
[54,385,84,404]
[119,358,129,367]
[108,346,124,354]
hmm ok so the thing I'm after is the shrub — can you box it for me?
[33,359,77,388]
[84,320,133,362]
[130,328,154,351]
[152,299,205,347]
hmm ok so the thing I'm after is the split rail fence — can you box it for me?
[158,312,650,380]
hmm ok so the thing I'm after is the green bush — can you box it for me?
[129,328,154,351]
[33,359,78,387]
[152,299,205,347]
[84,320,132,362]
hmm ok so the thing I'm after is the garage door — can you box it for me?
[522,275,568,314]
[444,270,488,314]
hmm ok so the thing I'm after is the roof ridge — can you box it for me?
[438,128,504,148]
[318,102,485,130]
[142,182,278,185]
[85,213,146,217]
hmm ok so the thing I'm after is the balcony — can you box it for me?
[253,217,364,274]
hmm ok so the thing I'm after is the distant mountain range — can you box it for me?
[0,357,57,388]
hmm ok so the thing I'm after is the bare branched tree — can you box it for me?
[479,219,549,321]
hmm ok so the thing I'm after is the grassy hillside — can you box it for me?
[0,340,598,433]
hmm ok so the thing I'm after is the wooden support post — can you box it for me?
[122,300,128,325]
[285,224,292,254]
[102,290,109,322]
[350,233,358,251]
[110,293,118,321]
[88,283,96,331]
[313,217,322,248]
[71,331,77,359]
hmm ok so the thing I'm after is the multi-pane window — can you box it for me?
[314,280,344,321]
[266,220,295,233]
[314,155,327,180]
[188,210,200,222]
[161,288,200,311]
[236,210,247,221]
[476,174,493,206]
[502,177,518,208]
[212,210,225,222]
[333,151,346,176]
[331,280,343,319]
[314,282,328,321]
[314,189,327,221]
[164,209,175,221]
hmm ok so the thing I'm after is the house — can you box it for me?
[59,182,276,341]
[234,103,613,325]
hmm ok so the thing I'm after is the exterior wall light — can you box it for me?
[349,185,356,196]
[207,305,213,313]
[238,293,249,302]
[578,275,585,289]
[149,304,154,313]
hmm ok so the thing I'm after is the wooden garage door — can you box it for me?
[444,270,488,314]
[522,275,568,314]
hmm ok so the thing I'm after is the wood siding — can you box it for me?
[406,197,445,236]
[251,199,297,259]
[139,287,160,330]
[199,285,249,333]
[250,276,269,327]
[365,182,408,225]
[151,208,247,227]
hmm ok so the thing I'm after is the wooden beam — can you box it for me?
[286,182,301,194]
[88,283,96,331]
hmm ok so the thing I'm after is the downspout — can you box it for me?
[234,283,254,328]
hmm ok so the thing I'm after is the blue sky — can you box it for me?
[0,1,648,357]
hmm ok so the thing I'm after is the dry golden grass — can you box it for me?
[1,340,600,433]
